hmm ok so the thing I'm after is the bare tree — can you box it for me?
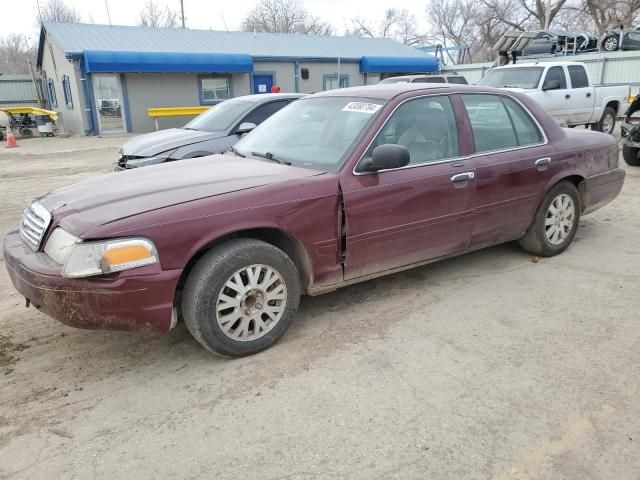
[0,34,37,74]
[39,0,81,23]
[428,0,479,62]
[138,0,179,28]
[349,9,428,45]
[582,0,640,36]
[241,0,333,35]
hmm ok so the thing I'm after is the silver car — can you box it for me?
[116,93,303,170]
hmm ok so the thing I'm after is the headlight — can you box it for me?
[44,228,159,278]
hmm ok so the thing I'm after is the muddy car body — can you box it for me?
[4,84,625,356]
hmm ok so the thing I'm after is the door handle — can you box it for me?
[565,94,571,99]
[586,92,592,98]
[451,172,475,182]
[535,157,551,166]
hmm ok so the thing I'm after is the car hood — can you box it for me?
[120,128,226,157]
[39,155,324,237]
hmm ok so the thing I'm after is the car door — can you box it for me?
[340,95,476,280]
[566,65,594,124]
[539,66,571,125]
[458,93,557,247]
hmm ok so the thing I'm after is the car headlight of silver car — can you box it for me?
[44,228,159,278]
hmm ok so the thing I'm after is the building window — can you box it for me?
[199,75,231,104]
[62,75,73,109]
[323,74,349,91]
[47,78,58,108]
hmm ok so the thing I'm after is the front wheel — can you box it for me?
[519,181,581,257]
[623,145,640,166]
[182,239,301,357]
[593,107,616,134]
[19,127,33,139]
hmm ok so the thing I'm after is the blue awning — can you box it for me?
[360,55,439,73]
[83,50,254,74]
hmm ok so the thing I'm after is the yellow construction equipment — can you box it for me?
[147,106,209,130]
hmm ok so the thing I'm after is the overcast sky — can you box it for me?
[4,0,431,44]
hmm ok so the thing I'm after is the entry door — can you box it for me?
[538,66,571,125]
[458,94,557,246]
[252,74,274,94]
[93,74,126,134]
[341,95,476,280]
[566,64,594,124]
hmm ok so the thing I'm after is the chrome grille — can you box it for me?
[20,201,52,251]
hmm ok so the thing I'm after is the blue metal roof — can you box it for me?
[41,22,434,63]
[83,50,253,73]
[360,56,439,73]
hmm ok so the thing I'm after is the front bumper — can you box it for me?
[3,229,181,332]
[620,119,640,148]
[583,168,626,215]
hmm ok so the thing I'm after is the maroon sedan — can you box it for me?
[4,84,625,357]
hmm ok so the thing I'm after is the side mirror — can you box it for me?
[236,122,257,135]
[542,79,561,91]
[358,144,410,172]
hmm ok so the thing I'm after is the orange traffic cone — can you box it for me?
[5,128,18,148]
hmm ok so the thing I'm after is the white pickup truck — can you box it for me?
[478,61,630,134]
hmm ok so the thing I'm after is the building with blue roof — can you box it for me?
[37,22,438,135]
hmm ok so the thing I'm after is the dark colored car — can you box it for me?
[5,84,625,357]
[621,94,640,166]
[601,26,640,52]
[522,30,598,56]
[116,93,303,169]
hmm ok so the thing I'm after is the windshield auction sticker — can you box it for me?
[342,102,382,114]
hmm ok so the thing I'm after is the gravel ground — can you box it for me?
[0,134,639,480]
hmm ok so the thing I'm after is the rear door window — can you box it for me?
[461,94,543,152]
[413,77,446,83]
[241,100,289,125]
[567,65,589,88]
[447,76,468,85]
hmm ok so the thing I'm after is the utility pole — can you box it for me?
[105,0,112,26]
[180,0,186,28]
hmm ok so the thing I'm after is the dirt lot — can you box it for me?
[0,135,639,479]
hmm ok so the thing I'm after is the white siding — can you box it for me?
[39,32,85,134]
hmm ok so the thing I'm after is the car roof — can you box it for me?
[495,61,585,68]
[308,83,511,100]
[230,93,306,104]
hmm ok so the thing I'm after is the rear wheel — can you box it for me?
[182,239,301,357]
[602,34,619,52]
[519,181,581,257]
[623,145,640,166]
[593,107,616,134]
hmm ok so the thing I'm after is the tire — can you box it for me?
[19,127,33,139]
[182,239,301,357]
[602,35,619,52]
[623,145,640,166]
[519,181,581,257]
[593,107,616,134]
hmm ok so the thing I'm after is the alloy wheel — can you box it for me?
[601,113,615,134]
[215,264,287,341]
[545,194,576,245]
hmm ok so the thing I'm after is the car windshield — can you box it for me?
[184,99,254,132]
[232,97,385,171]
[479,67,544,89]
[379,77,412,84]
